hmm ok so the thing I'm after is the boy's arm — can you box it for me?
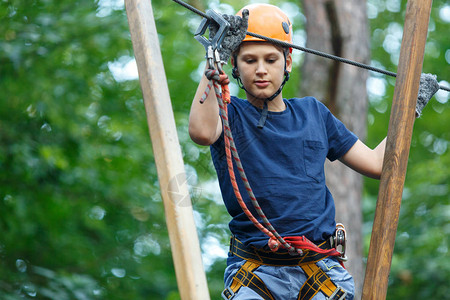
[188,66,223,146]
[339,138,386,180]
[339,73,440,179]
[189,10,248,146]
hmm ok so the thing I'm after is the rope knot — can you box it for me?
[200,67,231,104]
[205,69,230,85]
[204,69,220,81]
[218,73,230,86]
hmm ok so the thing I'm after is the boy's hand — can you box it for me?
[209,9,249,63]
[416,73,440,117]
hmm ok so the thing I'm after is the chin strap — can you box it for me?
[233,70,290,128]
[257,71,290,128]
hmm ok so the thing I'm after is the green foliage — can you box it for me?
[0,0,448,299]
[1,0,175,298]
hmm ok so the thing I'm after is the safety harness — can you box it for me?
[222,235,348,300]
[195,11,348,300]
[222,237,348,299]
[222,259,347,300]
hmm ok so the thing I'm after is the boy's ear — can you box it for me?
[232,67,240,79]
[230,56,240,78]
[286,53,293,73]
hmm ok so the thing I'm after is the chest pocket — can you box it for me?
[303,140,327,183]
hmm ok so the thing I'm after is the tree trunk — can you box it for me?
[300,0,370,298]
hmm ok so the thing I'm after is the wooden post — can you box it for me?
[362,0,433,299]
[124,1,210,299]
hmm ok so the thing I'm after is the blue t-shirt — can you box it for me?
[211,96,358,249]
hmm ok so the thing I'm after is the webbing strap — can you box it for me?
[298,263,347,300]
[230,236,330,267]
[222,261,275,300]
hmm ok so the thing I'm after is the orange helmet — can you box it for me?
[237,4,292,45]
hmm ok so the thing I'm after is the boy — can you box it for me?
[189,3,438,299]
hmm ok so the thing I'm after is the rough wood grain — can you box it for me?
[362,0,433,299]
[124,1,210,299]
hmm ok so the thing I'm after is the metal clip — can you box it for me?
[194,9,230,67]
[205,45,214,68]
[334,223,347,261]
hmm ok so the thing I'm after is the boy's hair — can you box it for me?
[232,43,290,57]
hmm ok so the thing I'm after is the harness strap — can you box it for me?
[222,261,275,300]
[298,263,347,300]
[225,238,348,299]
[230,236,331,266]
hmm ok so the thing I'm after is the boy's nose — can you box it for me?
[256,61,267,74]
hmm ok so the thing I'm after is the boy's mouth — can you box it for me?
[254,80,270,88]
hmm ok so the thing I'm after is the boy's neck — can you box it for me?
[248,96,286,112]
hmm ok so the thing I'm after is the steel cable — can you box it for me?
[171,0,450,92]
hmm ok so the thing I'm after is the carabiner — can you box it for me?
[194,9,230,66]
[334,223,347,261]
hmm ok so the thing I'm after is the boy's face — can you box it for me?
[233,42,292,101]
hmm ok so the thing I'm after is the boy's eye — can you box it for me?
[245,59,255,63]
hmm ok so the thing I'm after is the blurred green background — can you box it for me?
[1,0,448,299]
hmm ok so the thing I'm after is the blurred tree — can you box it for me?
[299,1,370,298]
[0,0,177,298]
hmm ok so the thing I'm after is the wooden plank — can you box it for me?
[362,0,433,299]
[124,1,210,299]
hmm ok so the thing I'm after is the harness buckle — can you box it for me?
[221,286,235,299]
[327,287,347,300]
